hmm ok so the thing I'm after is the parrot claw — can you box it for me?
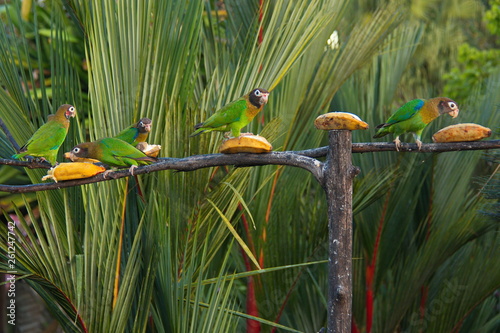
[129,165,138,176]
[239,132,254,137]
[102,170,114,179]
[416,139,423,150]
[394,137,401,151]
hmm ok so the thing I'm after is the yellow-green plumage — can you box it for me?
[12,104,76,165]
[190,88,270,138]
[373,97,459,149]
[68,138,156,168]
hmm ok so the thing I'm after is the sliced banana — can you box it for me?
[136,142,162,158]
[219,135,272,154]
[42,162,106,182]
[314,112,369,130]
[432,123,492,143]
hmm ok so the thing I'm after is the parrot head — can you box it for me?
[137,118,152,133]
[248,88,270,108]
[66,142,98,163]
[436,98,459,118]
[60,104,77,119]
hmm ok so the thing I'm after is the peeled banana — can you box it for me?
[219,135,272,154]
[42,162,106,182]
[432,123,492,143]
[314,112,369,130]
[136,142,162,158]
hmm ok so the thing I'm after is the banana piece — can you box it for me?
[432,123,492,143]
[219,135,272,154]
[136,142,162,158]
[42,162,106,182]
[314,112,369,130]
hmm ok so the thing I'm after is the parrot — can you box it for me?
[190,88,270,138]
[114,118,152,146]
[67,138,156,175]
[12,104,76,165]
[373,97,459,150]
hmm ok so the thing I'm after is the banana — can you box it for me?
[42,162,106,182]
[314,112,369,130]
[136,142,162,158]
[219,135,272,154]
[432,123,492,143]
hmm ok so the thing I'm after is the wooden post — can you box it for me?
[322,130,359,332]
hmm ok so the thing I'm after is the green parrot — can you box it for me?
[114,118,152,146]
[67,138,156,174]
[13,104,76,165]
[373,97,459,150]
[190,88,270,138]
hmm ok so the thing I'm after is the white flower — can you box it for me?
[327,30,339,50]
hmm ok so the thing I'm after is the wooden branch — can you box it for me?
[0,140,498,194]
[323,131,358,333]
[294,140,500,157]
[0,152,323,193]
[352,140,500,153]
[0,158,52,169]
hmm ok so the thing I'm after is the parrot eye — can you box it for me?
[448,102,457,109]
[69,106,75,112]
[254,89,262,97]
[72,147,81,154]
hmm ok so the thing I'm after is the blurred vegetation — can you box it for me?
[0,0,498,332]
[443,0,500,100]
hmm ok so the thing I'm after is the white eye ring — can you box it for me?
[69,106,75,112]
[254,89,261,97]
[448,102,456,109]
[72,147,81,154]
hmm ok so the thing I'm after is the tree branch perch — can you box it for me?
[0,140,498,194]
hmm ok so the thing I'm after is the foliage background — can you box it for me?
[0,0,498,332]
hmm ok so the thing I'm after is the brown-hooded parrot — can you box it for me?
[67,138,156,175]
[13,104,76,165]
[190,88,270,138]
[373,97,459,150]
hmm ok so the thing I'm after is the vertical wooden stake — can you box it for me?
[323,130,359,332]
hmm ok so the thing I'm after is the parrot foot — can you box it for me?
[416,139,423,150]
[239,132,254,137]
[129,165,138,176]
[393,137,401,151]
[102,169,114,179]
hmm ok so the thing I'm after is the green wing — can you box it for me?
[19,120,67,156]
[383,99,424,126]
[114,126,138,145]
[201,98,247,128]
[99,138,151,167]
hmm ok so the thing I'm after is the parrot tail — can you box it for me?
[373,123,389,138]
[11,153,24,160]
[190,124,206,137]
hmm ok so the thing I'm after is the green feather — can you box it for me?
[191,88,269,138]
[70,138,156,168]
[12,104,75,165]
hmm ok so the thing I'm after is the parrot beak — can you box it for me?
[64,151,100,163]
[261,92,270,104]
[66,109,76,118]
[64,151,75,161]
[448,109,459,118]
[144,123,152,132]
